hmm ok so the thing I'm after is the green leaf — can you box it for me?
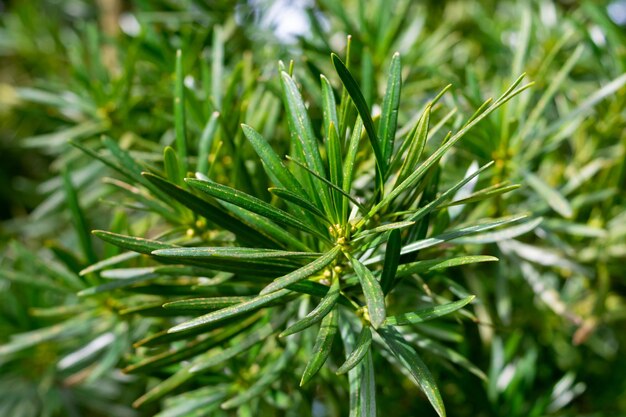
[0,315,93,356]
[369,77,532,220]
[337,327,372,375]
[269,187,329,223]
[368,214,529,262]
[174,49,188,174]
[349,255,386,329]
[524,171,573,218]
[220,201,314,251]
[151,247,317,275]
[453,217,543,244]
[326,122,343,218]
[153,247,321,260]
[280,71,326,177]
[168,289,291,333]
[164,146,183,186]
[190,312,289,374]
[154,390,226,417]
[124,315,259,374]
[80,251,139,276]
[445,183,521,207]
[385,296,476,326]
[62,167,96,264]
[355,221,415,238]
[359,350,377,417]
[300,307,338,385]
[280,71,334,217]
[197,112,220,175]
[378,327,446,417]
[396,256,499,278]
[380,229,401,294]
[142,173,270,247]
[221,343,296,409]
[287,155,367,213]
[186,177,325,239]
[342,117,364,220]
[260,246,341,295]
[241,124,309,200]
[379,52,402,166]
[163,297,252,312]
[331,53,385,174]
[396,105,430,186]
[280,274,340,337]
[92,230,174,254]
[320,74,339,142]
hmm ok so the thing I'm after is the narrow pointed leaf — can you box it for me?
[378,327,446,417]
[524,171,573,218]
[92,230,174,254]
[379,52,402,165]
[62,167,96,264]
[454,217,543,244]
[332,53,384,173]
[300,307,338,385]
[370,79,532,220]
[164,146,183,186]
[396,256,499,278]
[287,155,367,212]
[143,172,269,247]
[190,312,290,374]
[260,246,341,295]
[269,187,329,222]
[152,247,320,260]
[163,297,252,312]
[337,327,372,375]
[280,71,334,218]
[380,229,401,294]
[396,105,430,186]
[168,289,291,333]
[280,275,340,337]
[174,49,188,174]
[241,124,309,200]
[198,112,220,175]
[186,178,324,238]
[359,350,377,417]
[385,296,476,326]
[349,255,386,329]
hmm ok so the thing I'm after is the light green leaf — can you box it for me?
[337,327,372,375]
[379,52,402,166]
[524,171,573,218]
[396,256,498,278]
[174,49,188,174]
[349,255,386,329]
[260,246,342,295]
[197,112,220,175]
[385,296,476,326]
[168,289,291,333]
[280,274,340,337]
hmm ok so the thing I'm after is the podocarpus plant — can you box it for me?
[65,44,536,416]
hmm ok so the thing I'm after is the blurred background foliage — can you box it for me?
[1,0,625,416]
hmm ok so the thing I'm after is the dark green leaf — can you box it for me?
[378,327,446,417]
